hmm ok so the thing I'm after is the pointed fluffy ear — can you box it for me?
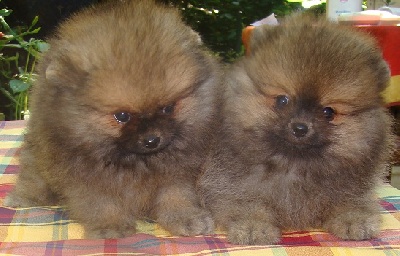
[374,57,391,92]
[45,61,61,82]
[43,58,89,89]
[190,30,203,45]
[247,25,277,55]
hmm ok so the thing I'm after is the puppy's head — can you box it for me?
[224,16,391,169]
[32,0,219,165]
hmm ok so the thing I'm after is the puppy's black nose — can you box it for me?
[143,135,161,149]
[291,123,309,137]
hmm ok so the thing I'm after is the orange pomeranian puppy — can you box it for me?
[198,15,393,245]
[5,0,221,238]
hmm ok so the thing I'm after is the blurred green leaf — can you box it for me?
[30,16,39,29]
[3,43,22,49]
[9,79,30,93]
[36,41,50,52]
[30,28,41,34]
[223,13,233,19]
[0,9,12,17]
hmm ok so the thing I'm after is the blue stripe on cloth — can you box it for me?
[3,144,22,158]
[0,135,23,141]
[10,207,72,226]
[45,240,64,256]
[380,197,400,211]
[52,208,70,240]
[0,121,26,130]
[205,235,230,254]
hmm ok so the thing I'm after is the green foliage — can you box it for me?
[0,1,48,120]
[382,0,393,6]
[0,0,299,120]
[303,2,326,17]
[167,0,301,62]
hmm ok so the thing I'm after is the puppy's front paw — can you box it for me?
[324,211,381,240]
[4,194,30,208]
[158,207,214,236]
[3,192,42,208]
[227,220,281,245]
[4,183,59,208]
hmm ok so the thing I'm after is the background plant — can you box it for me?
[382,0,392,6]
[165,0,301,62]
[0,0,48,120]
[0,0,298,120]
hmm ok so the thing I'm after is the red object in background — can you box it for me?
[358,26,400,106]
[358,26,400,77]
[242,26,255,56]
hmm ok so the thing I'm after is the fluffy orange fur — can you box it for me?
[198,15,393,245]
[5,0,221,238]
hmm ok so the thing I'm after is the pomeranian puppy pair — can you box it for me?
[5,0,393,244]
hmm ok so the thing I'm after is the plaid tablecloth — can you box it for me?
[1,120,400,255]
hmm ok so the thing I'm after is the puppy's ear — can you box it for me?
[44,58,89,89]
[45,61,61,82]
[247,13,314,55]
[375,59,391,92]
[247,25,277,56]
[189,30,203,46]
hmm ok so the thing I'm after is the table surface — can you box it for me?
[0,120,400,255]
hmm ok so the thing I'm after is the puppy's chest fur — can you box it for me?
[245,165,340,228]
[71,163,167,216]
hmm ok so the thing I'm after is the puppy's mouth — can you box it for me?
[269,126,330,158]
[106,136,174,168]
[277,134,322,148]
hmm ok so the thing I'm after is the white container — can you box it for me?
[327,0,363,21]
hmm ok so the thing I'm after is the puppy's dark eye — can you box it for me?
[160,104,175,115]
[114,112,131,123]
[275,95,289,109]
[323,107,335,121]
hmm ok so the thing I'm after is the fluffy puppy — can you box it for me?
[198,16,393,245]
[5,0,220,238]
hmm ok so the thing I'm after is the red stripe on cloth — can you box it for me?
[380,199,398,211]
[104,239,118,254]
[4,165,19,175]
[45,241,64,256]
[204,235,230,253]
[0,207,16,224]
[0,184,14,199]
[281,231,323,246]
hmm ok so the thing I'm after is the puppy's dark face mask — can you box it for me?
[114,104,178,155]
[267,93,334,159]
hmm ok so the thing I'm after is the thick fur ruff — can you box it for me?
[198,15,393,245]
[5,0,221,238]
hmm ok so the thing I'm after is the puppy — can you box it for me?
[5,0,220,238]
[198,15,393,245]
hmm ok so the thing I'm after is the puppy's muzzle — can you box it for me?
[291,122,309,138]
[143,135,161,149]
